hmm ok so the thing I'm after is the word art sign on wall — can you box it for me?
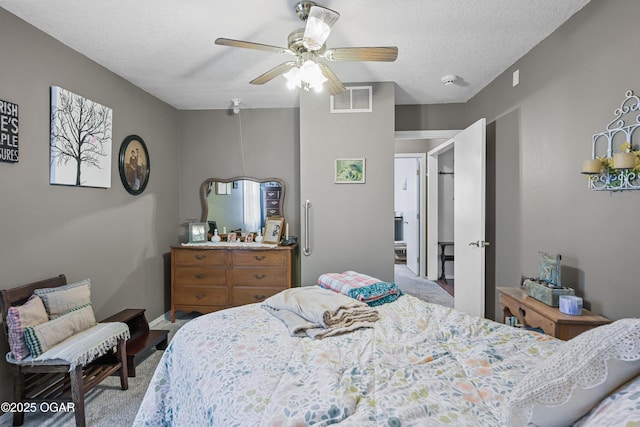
[0,99,19,163]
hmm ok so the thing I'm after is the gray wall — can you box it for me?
[0,9,180,404]
[300,82,395,283]
[466,0,640,320]
[177,108,300,243]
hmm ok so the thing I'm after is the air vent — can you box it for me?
[330,86,372,113]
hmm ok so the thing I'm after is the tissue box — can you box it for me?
[524,279,575,307]
[559,295,583,316]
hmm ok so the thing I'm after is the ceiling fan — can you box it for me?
[215,1,398,95]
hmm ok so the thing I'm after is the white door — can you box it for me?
[394,157,419,274]
[453,118,487,318]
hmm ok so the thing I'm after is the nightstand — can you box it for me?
[497,287,610,340]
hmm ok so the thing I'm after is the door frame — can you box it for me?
[394,153,426,277]
[426,139,455,281]
[395,130,460,280]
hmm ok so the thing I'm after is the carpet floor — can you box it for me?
[394,264,454,308]
[3,269,452,426]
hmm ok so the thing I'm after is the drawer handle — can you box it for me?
[194,254,206,260]
[194,293,206,299]
[194,273,207,279]
[254,274,266,280]
[253,294,267,301]
[254,255,266,261]
[519,308,526,319]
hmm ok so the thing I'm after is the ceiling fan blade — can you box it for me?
[215,38,293,55]
[250,62,298,85]
[324,47,398,62]
[317,63,345,95]
[303,5,340,51]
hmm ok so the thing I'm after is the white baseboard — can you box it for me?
[148,311,170,328]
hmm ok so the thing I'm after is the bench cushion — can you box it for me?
[6,294,49,361]
[23,304,96,358]
[8,321,130,370]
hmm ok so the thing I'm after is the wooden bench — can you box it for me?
[99,308,169,377]
[0,274,128,427]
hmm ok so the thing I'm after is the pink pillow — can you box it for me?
[6,294,49,360]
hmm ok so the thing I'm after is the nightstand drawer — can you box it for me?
[516,305,557,336]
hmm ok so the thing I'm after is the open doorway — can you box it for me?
[394,154,425,277]
[394,131,458,301]
[426,119,487,318]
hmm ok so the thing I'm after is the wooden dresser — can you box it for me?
[171,244,296,322]
[497,287,610,340]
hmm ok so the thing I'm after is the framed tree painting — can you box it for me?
[50,86,112,188]
[118,135,150,195]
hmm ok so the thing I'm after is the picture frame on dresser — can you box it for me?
[188,222,207,243]
[263,217,285,244]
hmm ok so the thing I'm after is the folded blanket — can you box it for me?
[261,287,379,339]
[318,271,403,306]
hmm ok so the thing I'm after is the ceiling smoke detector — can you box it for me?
[441,75,457,86]
[231,99,241,114]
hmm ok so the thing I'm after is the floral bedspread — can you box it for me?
[134,294,561,426]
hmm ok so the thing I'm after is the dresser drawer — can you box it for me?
[232,268,288,287]
[174,249,226,266]
[232,250,287,266]
[174,286,227,306]
[232,287,284,305]
[264,189,281,200]
[174,267,226,286]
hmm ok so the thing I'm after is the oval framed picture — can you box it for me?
[119,135,150,195]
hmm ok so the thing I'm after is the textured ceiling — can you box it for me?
[0,0,591,110]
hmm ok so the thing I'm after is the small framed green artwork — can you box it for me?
[335,158,365,184]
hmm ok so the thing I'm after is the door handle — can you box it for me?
[303,200,311,256]
[469,240,491,248]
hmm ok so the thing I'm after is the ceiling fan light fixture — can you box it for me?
[284,60,327,92]
[303,6,340,51]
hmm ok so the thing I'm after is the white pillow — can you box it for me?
[504,318,640,427]
[575,374,640,426]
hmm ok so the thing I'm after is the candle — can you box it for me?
[581,159,602,174]
[613,152,635,169]
[285,223,289,240]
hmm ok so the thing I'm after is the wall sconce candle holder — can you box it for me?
[582,90,640,191]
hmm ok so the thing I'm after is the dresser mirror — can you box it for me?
[200,177,285,236]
